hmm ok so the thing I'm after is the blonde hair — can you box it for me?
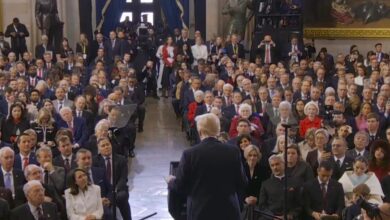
[243,145,261,161]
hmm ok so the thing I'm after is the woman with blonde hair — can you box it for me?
[355,102,372,131]
[31,108,58,150]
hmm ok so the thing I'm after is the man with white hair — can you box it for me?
[222,83,234,107]
[167,113,247,220]
[10,180,58,220]
[0,147,26,207]
[58,107,89,148]
[259,155,302,219]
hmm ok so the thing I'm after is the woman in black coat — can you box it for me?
[1,103,30,144]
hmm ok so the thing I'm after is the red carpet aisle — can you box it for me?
[128,97,188,219]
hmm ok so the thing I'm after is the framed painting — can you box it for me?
[303,0,390,39]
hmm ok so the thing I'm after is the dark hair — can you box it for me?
[369,140,390,169]
[287,144,301,157]
[354,156,369,166]
[55,129,74,144]
[8,103,25,121]
[237,118,251,126]
[318,161,333,171]
[16,133,30,145]
[236,134,252,146]
[67,168,91,195]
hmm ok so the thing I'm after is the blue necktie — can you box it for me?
[4,172,11,190]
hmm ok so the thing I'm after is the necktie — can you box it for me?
[37,206,45,220]
[274,108,279,117]
[4,172,11,190]
[77,111,81,117]
[47,63,51,69]
[336,159,341,168]
[106,156,112,184]
[371,135,375,141]
[31,78,35,86]
[88,171,94,184]
[111,40,115,48]
[320,182,327,208]
[357,152,362,157]
[23,157,29,170]
[236,105,240,114]
[58,101,63,110]
[38,69,42,78]
[64,158,70,172]
[265,45,271,64]
[67,122,74,135]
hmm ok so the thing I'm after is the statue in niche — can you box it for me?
[35,0,64,53]
[222,0,253,38]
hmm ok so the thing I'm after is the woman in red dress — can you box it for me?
[229,103,264,142]
[299,101,322,138]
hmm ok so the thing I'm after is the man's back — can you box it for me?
[170,137,246,220]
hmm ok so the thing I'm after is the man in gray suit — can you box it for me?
[35,146,65,194]
[266,94,282,121]
[346,131,370,160]
[52,87,73,113]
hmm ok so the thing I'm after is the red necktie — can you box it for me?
[23,157,29,170]
[236,105,240,114]
[38,69,42,78]
[265,45,271,64]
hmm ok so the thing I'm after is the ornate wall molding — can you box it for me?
[304,28,390,39]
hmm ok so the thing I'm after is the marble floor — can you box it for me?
[128,97,188,220]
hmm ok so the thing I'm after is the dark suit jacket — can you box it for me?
[34,44,54,59]
[257,44,277,64]
[0,198,9,220]
[182,89,195,111]
[302,179,345,219]
[128,85,145,105]
[104,39,122,63]
[226,43,245,60]
[10,202,58,220]
[92,154,128,192]
[4,23,29,50]
[0,169,26,207]
[381,175,390,203]
[283,43,304,60]
[345,149,370,161]
[57,117,89,146]
[13,153,39,170]
[91,167,112,199]
[306,149,320,174]
[328,156,354,180]
[169,137,247,220]
[73,110,94,135]
[52,154,77,172]
[222,104,238,120]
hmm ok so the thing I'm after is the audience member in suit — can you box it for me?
[0,32,11,57]
[1,103,30,144]
[52,135,77,173]
[13,133,38,171]
[286,145,314,183]
[0,147,27,207]
[366,113,385,145]
[302,161,345,219]
[24,164,66,220]
[88,33,106,65]
[104,31,123,63]
[52,87,73,113]
[222,91,243,120]
[73,96,94,135]
[64,168,104,220]
[176,28,194,46]
[283,36,304,62]
[0,197,9,220]
[10,180,58,220]
[92,137,132,220]
[0,88,14,117]
[182,77,202,111]
[167,114,247,220]
[58,107,89,148]
[225,34,245,62]
[34,35,54,60]
[346,131,370,160]
[256,35,277,65]
[268,101,297,137]
[328,137,354,180]
[306,129,331,175]
[127,78,146,132]
[4,18,29,60]
[76,149,113,219]
[96,70,112,98]
[35,147,65,194]
[259,154,302,219]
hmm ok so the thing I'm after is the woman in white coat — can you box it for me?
[65,168,104,220]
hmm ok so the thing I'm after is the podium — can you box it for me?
[168,161,187,220]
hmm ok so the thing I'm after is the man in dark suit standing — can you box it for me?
[34,35,54,60]
[73,96,94,135]
[257,35,277,65]
[0,32,11,57]
[93,137,131,220]
[225,34,245,62]
[302,161,345,219]
[4,18,29,60]
[104,31,123,64]
[167,113,247,220]
[10,180,58,220]
[328,137,353,180]
[283,36,304,63]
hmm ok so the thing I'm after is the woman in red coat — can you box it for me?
[161,36,176,98]
[229,103,264,142]
[299,101,322,138]
[187,90,205,127]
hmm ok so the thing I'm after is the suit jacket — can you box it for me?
[104,38,122,63]
[182,88,195,111]
[226,43,245,60]
[92,154,128,192]
[128,85,145,105]
[10,202,58,220]
[306,149,320,174]
[283,43,304,61]
[257,44,277,64]
[45,166,65,194]
[52,99,73,113]
[0,40,11,56]
[57,117,89,146]
[0,169,26,207]
[0,198,9,220]
[302,179,345,219]
[222,104,239,120]
[13,153,39,170]
[73,110,94,134]
[34,44,54,59]
[328,156,354,180]
[52,154,77,172]
[168,137,247,220]
[345,149,370,161]
[177,38,195,47]
[91,167,112,199]
[4,23,29,50]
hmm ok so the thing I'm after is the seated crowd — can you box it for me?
[168,30,390,219]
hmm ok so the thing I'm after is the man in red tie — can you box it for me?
[15,133,38,171]
[257,35,276,65]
